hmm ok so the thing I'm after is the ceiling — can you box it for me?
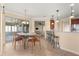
[2,3,79,19]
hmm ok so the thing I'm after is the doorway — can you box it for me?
[34,21,45,37]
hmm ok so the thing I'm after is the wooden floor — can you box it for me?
[2,38,78,56]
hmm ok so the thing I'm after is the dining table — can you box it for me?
[17,32,36,49]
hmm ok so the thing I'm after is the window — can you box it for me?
[12,26,17,32]
[5,25,12,32]
[63,19,71,32]
[71,24,79,32]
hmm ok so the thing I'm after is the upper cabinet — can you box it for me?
[60,17,79,32]
[71,18,79,32]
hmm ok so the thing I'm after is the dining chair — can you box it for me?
[27,35,41,50]
[12,32,24,49]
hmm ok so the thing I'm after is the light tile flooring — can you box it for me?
[2,38,78,56]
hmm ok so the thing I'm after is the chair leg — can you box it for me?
[31,42,34,52]
[12,40,14,47]
[39,41,41,49]
[23,39,26,49]
[34,41,35,46]
[26,41,29,48]
[13,41,16,49]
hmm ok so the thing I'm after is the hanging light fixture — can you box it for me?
[22,9,29,24]
[2,5,5,14]
[50,15,54,25]
[24,9,27,20]
[70,3,75,19]
[50,15,54,20]
[26,21,29,24]
[56,9,59,23]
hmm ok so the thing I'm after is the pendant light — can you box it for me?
[56,9,59,23]
[22,9,29,24]
[70,3,75,19]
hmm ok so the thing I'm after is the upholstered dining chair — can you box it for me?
[12,32,24,49]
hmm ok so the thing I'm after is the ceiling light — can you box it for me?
[22,21,26,24]
[52,23,54,25]
[56,20,59,23]
[56,9,59,12]
[70,3,75,7]
[26,21,29,24]
[70,16,74,18]
[72,10,75,12]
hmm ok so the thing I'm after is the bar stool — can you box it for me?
[54,36,60,48]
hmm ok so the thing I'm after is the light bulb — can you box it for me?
[26,22,29,24]
[22,21,26,24]
[52,23,54,25]
[72,10,75,12]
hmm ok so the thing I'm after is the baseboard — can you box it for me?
[60,47,79,55]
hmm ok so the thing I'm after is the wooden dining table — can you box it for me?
[17,32,36,49]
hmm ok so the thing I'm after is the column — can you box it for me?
[0,4,6,55]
